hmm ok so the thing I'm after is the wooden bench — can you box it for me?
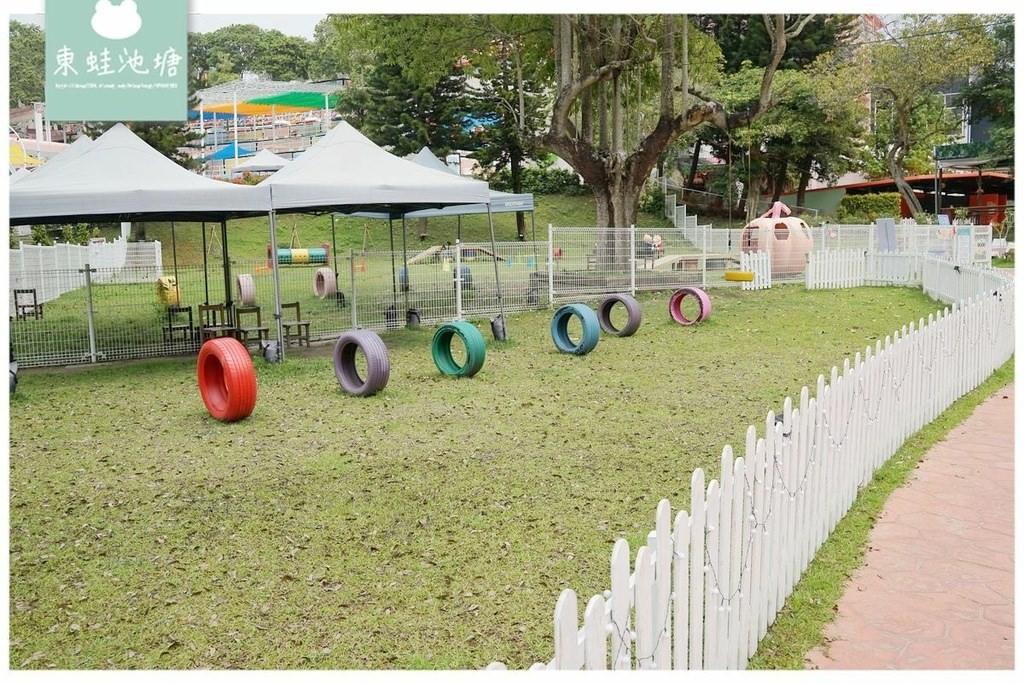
[281,301,311,347]
[198,303,237,343]
[163,304,196,344]
[13,289,43,320]
[235,305,270,350]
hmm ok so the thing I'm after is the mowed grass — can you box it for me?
[9,285,946,669]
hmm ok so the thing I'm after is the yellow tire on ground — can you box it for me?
[724,270,755,282]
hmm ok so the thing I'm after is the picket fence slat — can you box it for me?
[488,257,1013,672]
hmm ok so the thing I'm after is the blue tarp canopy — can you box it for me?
[203,142,256,161]
[188,110,237,121]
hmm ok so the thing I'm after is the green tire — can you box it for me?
[432,321,486,377]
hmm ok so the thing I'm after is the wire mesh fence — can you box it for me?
[9,222,996,368]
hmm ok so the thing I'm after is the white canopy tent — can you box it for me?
[10,123,269,225]
[231,148,291,175]
[263,122,508,341]
[9,124,272,337]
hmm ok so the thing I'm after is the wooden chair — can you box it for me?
[198,303,236,343]
[163,304,196,344]
[235,305,270,350]
[14,289,44,320]
[280,301,311,347]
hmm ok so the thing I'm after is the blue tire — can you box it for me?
[551,304,600,355]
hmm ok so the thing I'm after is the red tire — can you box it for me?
[197,337,257,422]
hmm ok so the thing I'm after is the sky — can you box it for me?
[10,10,326,39]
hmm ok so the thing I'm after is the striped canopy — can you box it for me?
[200,91,341,115]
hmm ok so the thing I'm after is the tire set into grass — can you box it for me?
[551,303,601,355]
[669,286,712,326]
[431,321,486,377]
[197,338,257,422]
[597,293,643,337]
[333,329,391,397]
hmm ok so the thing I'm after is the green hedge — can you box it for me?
[837,193,901,223]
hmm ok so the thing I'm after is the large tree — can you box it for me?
[336,62,473,157]
[9,20,46,108]
[325,14,813,244]
[860,15,995,218]
[958,15,1014,167]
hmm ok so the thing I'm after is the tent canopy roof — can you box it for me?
[203,142,257,161]
[232,149,291,174]
[345,147,534,219]
[10,124,269,225]
[264,122,490,217]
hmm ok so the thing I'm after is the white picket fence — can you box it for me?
[807,251,930,290]
[489,257,1014,670]
[739,251,771,291]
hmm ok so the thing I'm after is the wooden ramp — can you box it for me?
[407,245,442,264]
[651,253,740,271]
[465,246,506,262]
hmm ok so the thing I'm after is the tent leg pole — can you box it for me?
[221,220,232,322]
[389,218,397,324]
[331,214,339,277]
[201,221,209,304]
[269,209,284,362]
[401,216,410,321]
[530,210,538,273]
[457,216,462,243]
[171,221,180,293]
[487,205,507,339]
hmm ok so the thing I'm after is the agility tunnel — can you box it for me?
[267,243,330,265]
[551,303,600,355]
[432,321,486,377]
[669,287,712,326]
[197,337,257,422]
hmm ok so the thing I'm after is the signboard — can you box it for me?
[875,218,897,253]
[45,1,188,121]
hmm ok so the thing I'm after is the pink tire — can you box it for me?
[236,273,256,305]
[669,287,712,325]
[314,267,336,299]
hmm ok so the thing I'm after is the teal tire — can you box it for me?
[551,304,600,355]
[432,321,486,377]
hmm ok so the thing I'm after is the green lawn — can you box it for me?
[9,284,948,669]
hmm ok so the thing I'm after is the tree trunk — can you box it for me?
[887,140,923,218]
[510,145,526,240]
[771,158,788,203]
[796,154,812,206]
[686,139,701,189]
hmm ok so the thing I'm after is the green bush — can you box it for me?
[487,166,589,196]
[638,181,664,215]
[837,193,901,223]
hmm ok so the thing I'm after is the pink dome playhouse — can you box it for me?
[739,201,814,276]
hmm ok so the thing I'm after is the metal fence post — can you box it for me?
[548,224,555,307]
[81,262,98,363]
[455,239,463,320]
[350,248,358,329]
[629,225,636,296]
[702,226,707,289]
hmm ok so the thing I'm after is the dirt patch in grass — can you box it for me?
[9,285,948,669]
